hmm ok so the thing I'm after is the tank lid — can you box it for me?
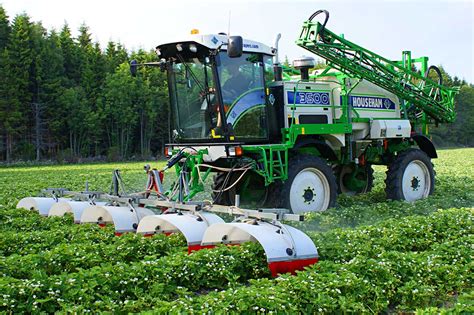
[292,56,316,69]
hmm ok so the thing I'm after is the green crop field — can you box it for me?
[0,148,473,313]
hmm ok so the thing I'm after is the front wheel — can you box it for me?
[385,149,435,202]
[280,155,337,213]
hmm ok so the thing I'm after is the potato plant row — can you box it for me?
[0,233,186,279]
[310,207,474,262]
[1,208,472,313]
[0,208,74,233]
[150,236,473,314]
[0,223,119,256]
[0,243,270,313]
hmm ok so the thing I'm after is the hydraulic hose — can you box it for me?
[424,65,443,101]
[308,10,330,43]
[424,65,443,86]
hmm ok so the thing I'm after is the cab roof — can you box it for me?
[156,34,275,59]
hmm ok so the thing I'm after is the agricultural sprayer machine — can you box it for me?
[17,10,458,275]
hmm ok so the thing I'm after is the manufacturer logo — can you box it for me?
[243,43,259,49]
[211,36,219,45]
[349,95,395,110]
[268,94,275,105]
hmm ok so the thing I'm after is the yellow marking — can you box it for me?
[288,115,299,125]
[211,129,222,139]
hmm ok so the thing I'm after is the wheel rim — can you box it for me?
[402,160,431,201]
[290,167,330,213]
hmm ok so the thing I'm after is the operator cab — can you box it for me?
[156,34,277,144]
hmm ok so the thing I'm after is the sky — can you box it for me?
[1,0,473,82]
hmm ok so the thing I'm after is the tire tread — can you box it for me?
[385,148,435,201]
[279,154,337,212]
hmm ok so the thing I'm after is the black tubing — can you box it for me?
[424,65,443,86]
[308,10,330,43]
[309,9,329,26]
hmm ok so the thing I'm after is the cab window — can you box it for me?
[218,52,267,140]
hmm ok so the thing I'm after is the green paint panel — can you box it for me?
[290,123,352,135]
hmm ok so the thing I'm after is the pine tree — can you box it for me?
[59,23,81,87]
[37,29,66,158]
[0,5,10,160]
[29,22,48,160]
[105,41,128,73]
[76,25,105,156]
[0,7,469,161]
[100,63,139,158]
[0,5,10,49]
[4,14,35,160]
[0,49,16,161]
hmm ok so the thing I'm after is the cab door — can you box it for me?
[217,52,269,142]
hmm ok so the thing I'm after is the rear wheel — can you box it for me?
[337,164,374,195]
[385,149,435,201]
[280,155,337,213]
[212,171,271,208]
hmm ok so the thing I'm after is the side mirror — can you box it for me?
[130,60,138,77]
[227,36,243,58]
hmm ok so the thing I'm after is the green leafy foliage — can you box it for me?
[310,208,474,262]
[0,243,269,312]
[0,150,472,313]
[153,209,473,313]
[0,6,170,162]
[1,232,186,278]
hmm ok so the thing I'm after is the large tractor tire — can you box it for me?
[212,171,271,208]
[279,155,337,213]
[336,164,374,195]
[385,149,435,202]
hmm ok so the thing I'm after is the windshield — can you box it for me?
[169,56,219,140]
[167,51,270,142]
[218,52,268,139]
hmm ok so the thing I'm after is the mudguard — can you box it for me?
[136,212,225,253]
[201,221,318,276]
[49,201,107,223]
[412,134,438,158]
[16,197,69,216]
[80,205,155,235]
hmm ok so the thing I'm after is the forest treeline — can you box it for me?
[0,6,472,163]
[0,6,168,162]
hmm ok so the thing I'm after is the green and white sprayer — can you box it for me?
[17,10,458,276]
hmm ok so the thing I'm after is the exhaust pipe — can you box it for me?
[273,33,283,81]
